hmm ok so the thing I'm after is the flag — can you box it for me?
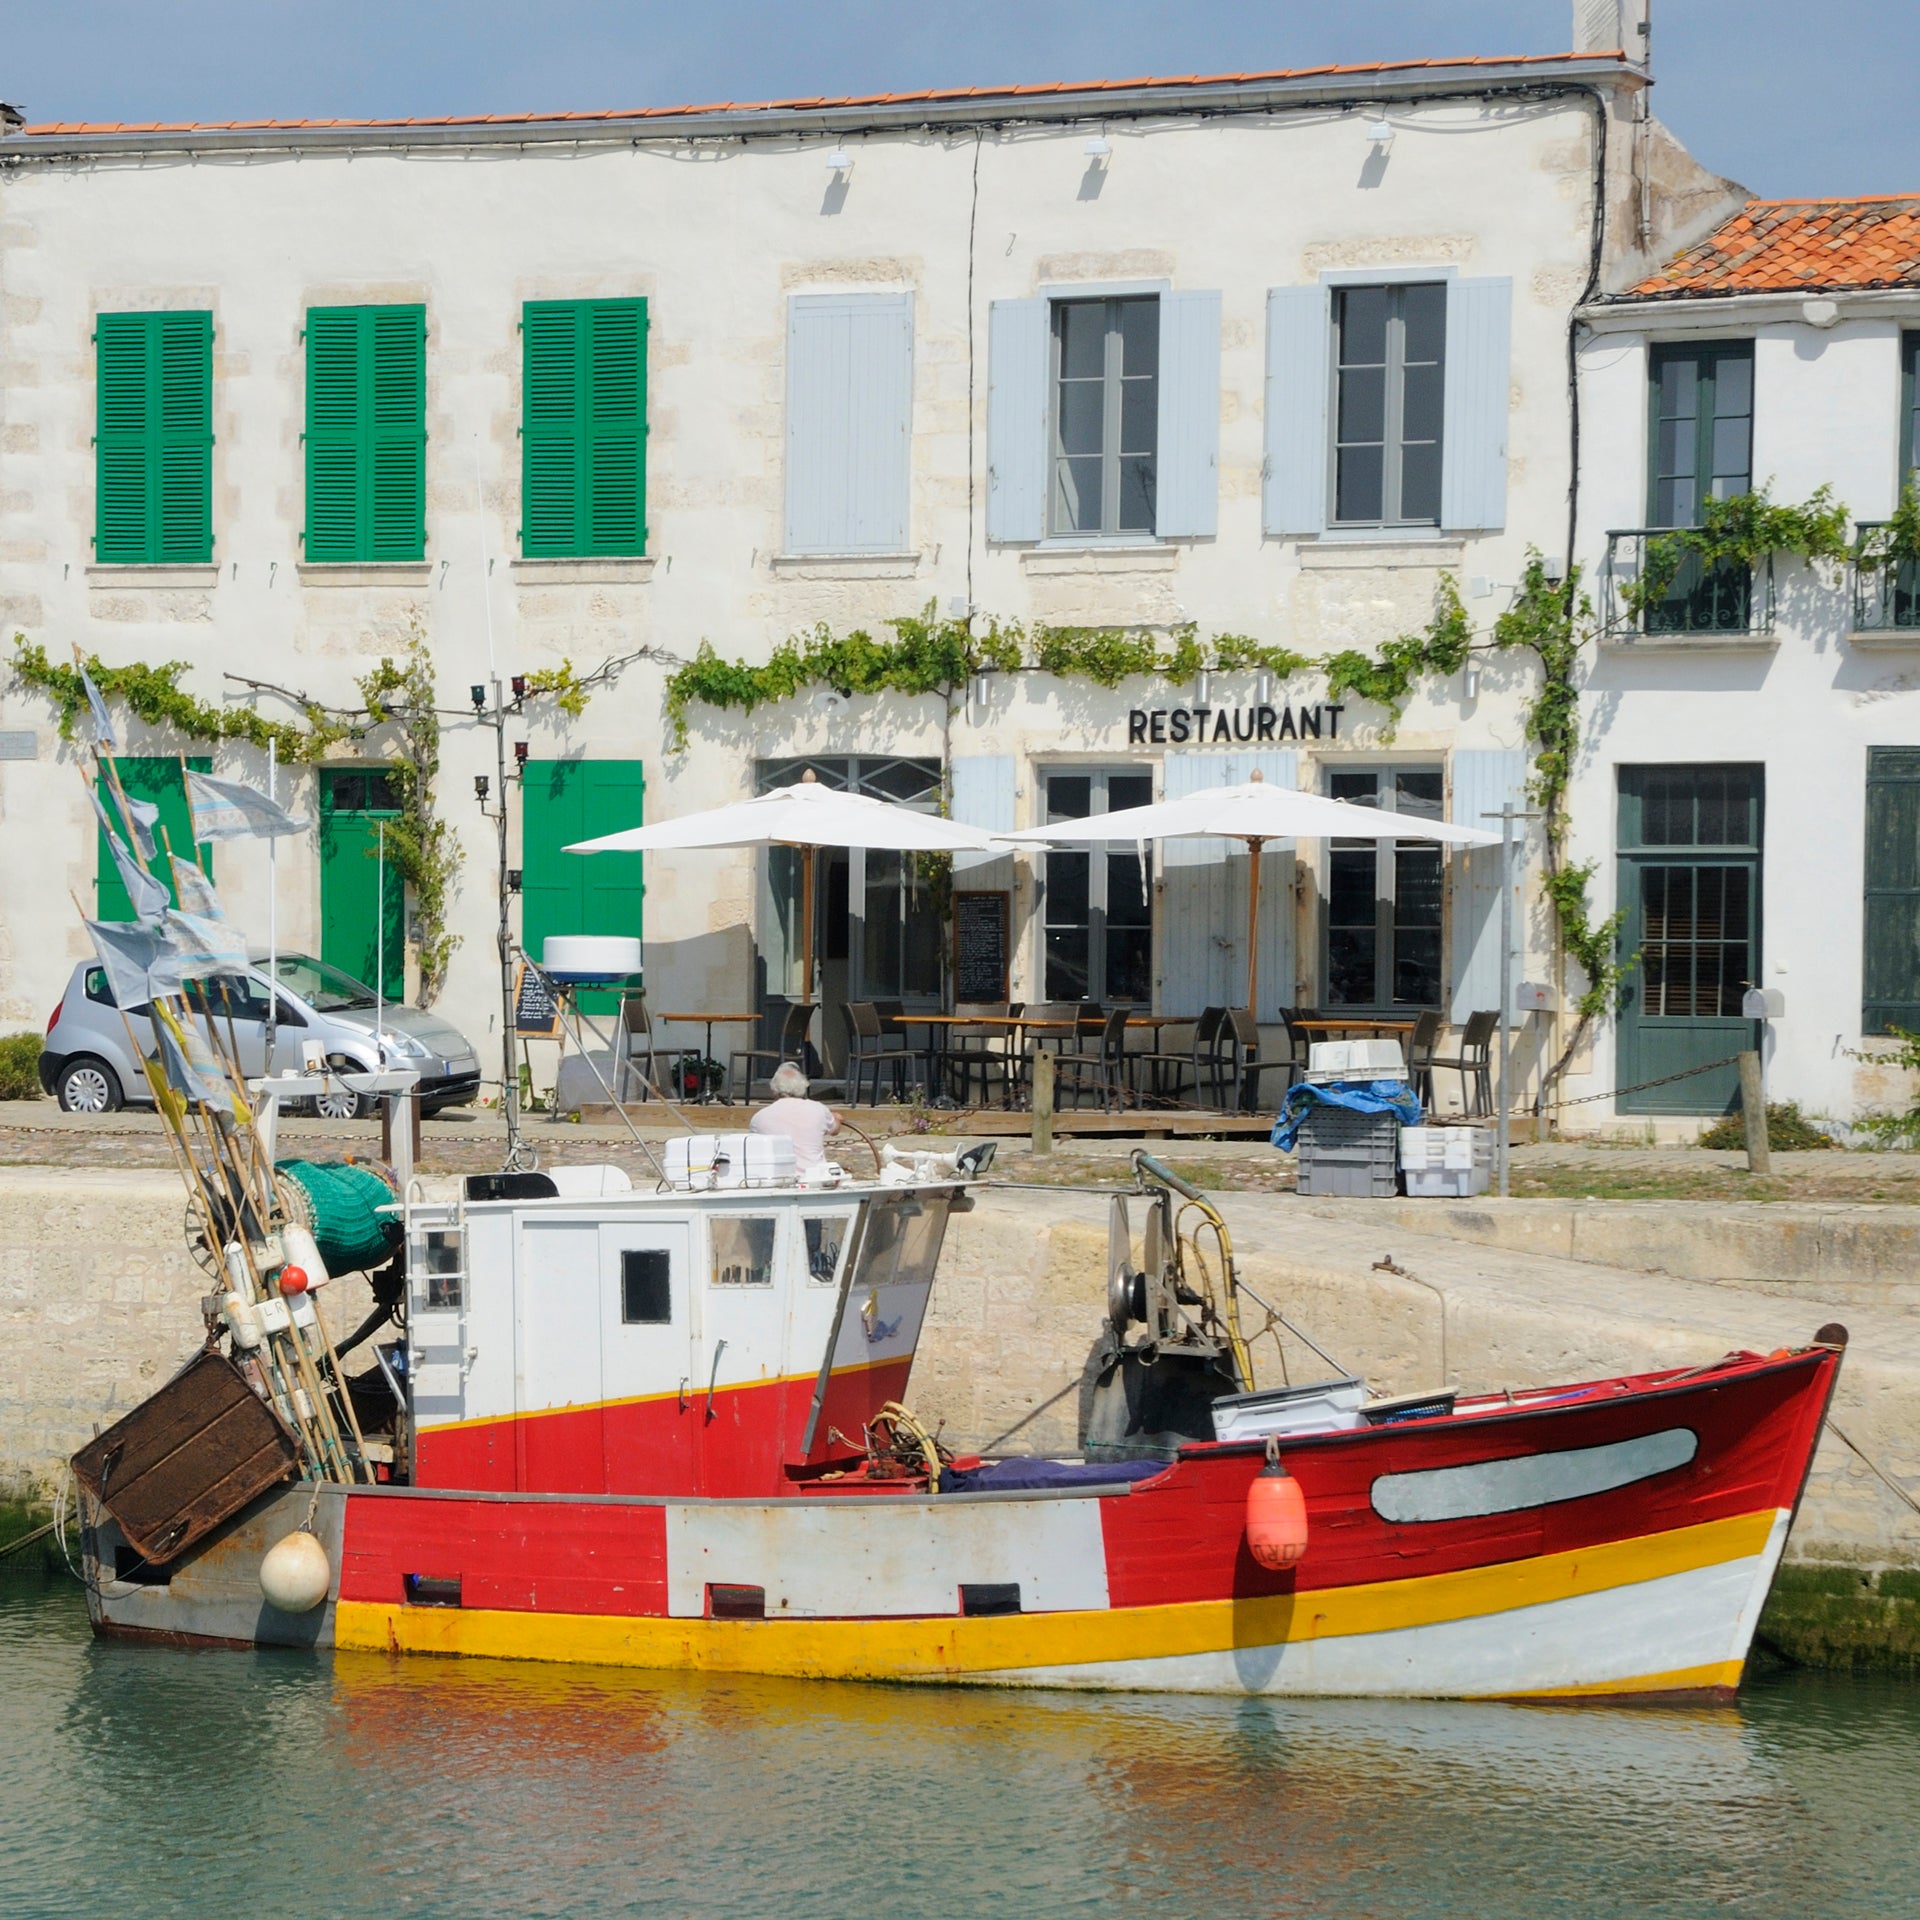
[150,1001,236,1119]
[186,769,308,842]
[88,788,170,926]
[77,659,118,752]
[169,855,224,920]
[84,919,167,1010]
[122,794,160,862]
[147,909,250,996]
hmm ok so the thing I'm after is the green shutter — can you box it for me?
[95,757,212,923]
[305,305,426,562]
[1864,747,1920,1033]
[521,759,645,1009]
[521,300,647,557]
[95,311,212,564]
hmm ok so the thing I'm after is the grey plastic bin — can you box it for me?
[1294,1103,1401,1198]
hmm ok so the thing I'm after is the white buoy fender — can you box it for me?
[259,1529,332,1613]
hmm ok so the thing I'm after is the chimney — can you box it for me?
[1573,0,1650,63]
[0,102,25,136]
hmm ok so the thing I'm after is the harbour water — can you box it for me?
[3,1576,1914,1919]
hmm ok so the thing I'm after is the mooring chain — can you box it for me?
[1544,1052,1745,1111]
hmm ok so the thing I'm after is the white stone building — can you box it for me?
[0,9,1752,1112]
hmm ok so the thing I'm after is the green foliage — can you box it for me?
[1322,576,1473,724]
[1855,476,1920,574]
[0,1033,43,1101]
[1698,1102,1837,1152]
[1624,485,1852,615]
[10,640,352,762]
[519,661,590,719]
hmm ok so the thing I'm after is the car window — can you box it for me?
[270,953,378,1012]
[82,967,152,1018]
[184,974,272,1022]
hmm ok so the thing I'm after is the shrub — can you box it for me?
[0,1032,43,1102]
[1698,1101,1835,1152]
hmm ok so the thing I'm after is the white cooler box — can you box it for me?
[1209,1376,1368,1441]
[1399,1125,1493,1198]
[663,1132,797,1190]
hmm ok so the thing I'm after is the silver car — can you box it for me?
[38,951,482,1118]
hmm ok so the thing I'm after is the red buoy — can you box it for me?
[278,1266,310,1296]
[1246,1442,1308,1570]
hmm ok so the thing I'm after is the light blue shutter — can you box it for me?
[1263,286,1329,536]
[785,293,913,554]
[1440,277,1512,532]
[1155,290,1220,538]
[1160,752,1297,1020]
[986,298,1048,542]
[1448,748,1529,1022]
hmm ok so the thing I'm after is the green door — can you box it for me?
[96,756,211,920]
[522,759,645,1009]
[319,769,404,994]
[1616,765,1762,1115]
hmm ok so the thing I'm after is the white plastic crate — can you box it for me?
[1404,1165,1492,1198]
[1308,1038,1405,1077]
[1399,1125,1494,1172]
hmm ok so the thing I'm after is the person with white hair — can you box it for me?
[748,1059,841,1171]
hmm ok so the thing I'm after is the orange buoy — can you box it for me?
[1246,1441,1308,1570]
[278,1266,310,1296]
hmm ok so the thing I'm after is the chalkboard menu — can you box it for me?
[953,890,1011,1004]
[513,963,561,1037]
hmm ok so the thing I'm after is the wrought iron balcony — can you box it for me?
[1851,523,1920,631]
[1601,530,1774,639]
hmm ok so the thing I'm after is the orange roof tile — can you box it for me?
[1627,196,1920,298]
[18,50,1618,138]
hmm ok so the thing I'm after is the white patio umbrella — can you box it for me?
[566,769,1001,1001]
[1002,769,1501,1011]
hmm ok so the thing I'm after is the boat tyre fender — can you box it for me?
[1246,1436,1308,1571]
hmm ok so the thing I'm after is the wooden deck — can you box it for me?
[569,1099,1276,1140]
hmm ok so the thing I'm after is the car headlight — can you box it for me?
[379,1030,431,1059]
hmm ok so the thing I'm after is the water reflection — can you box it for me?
[3,1579,1913,1920]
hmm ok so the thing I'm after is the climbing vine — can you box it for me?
[1622,484,1851,617]
[1855,475,1920,576]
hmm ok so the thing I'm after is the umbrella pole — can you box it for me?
[801,844,816,1006]
[1244,836,1264,1014]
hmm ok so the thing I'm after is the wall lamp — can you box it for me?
[510,673,527,699]
[469,684,487,711]
[1362,118,1395,148]
[513,741,530,768]
[506,868,523,893]
[824,147,853,175]
[1083,135,1112,162]
[474,774,490,803]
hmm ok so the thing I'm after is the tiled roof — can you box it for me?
[20,51,1616,137]
[1626,197,1920,299]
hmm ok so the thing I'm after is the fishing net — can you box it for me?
[274,1159,402,1277]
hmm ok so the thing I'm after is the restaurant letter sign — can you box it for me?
[1127,704,1344,745]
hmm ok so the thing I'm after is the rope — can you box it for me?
[1546,1052,1745,1111]
[1827,1419,1920,1520]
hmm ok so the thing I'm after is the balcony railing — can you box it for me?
[1852,522,1920,631]
[1602,530,1774,639]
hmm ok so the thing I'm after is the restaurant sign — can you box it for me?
[1126,704,1345,746]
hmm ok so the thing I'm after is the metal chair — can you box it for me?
[845,1000,928,1106]
[1427,1009,1499,1117]
[1129,1015,1200,1107]
[1407,1008,1443,1109]
[728,1000,814,1104]
[617,993,696,1101]
[1053,1006,1131,1110]
[952,1001,1024,1107]
[1224,1008,1297,1113]
[1185,1006,1231,1109]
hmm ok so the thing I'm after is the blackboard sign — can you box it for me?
[953,890,1010,1004]
[513,963,561,1037]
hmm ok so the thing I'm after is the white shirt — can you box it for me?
[749,1096,841,1170]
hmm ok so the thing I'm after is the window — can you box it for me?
[1903,333,1920,480]
[802,1213,852,1284]
[421,1228,464,1311]
[1640,340,1754,634]
[620,1248,673,1323]
[785,293,912,555]
[709,1217,777,1288]
[1332,284,1445,526]
[1042,769,1154,1002]
[1864,748,1920,1033]
[304,305,426,563]
[1323,768,1444,1007]
[1051,297,1158,537]
[521,299,648,558]
[94,311,213,564]
[182,974,272,1023]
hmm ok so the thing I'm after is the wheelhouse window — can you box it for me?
[1041,768,1153,1002]
[709,1217,777,1288]
[1051,297,1158,538]
[1323,767,1444,1007]
[801,1213,853,1285]
[1332,284,1446,527]
[1643,340,1754,632]
[620,1248,672,1324]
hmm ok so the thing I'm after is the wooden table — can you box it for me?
[659,1012,760,1101]
[1291,1017,1420,1038]
[899,1013,1192,1107]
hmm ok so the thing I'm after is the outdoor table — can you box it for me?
[1291,1016,1419,1038]
[659,1012,760,1102]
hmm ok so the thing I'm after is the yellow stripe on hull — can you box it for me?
[335,1507,1782,1693]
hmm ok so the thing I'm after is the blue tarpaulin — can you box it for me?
[1271,1079,1423,1150]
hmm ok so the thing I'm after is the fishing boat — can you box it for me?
[73,1130,1844,1701]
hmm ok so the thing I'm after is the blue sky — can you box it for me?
[7,2,1917,201]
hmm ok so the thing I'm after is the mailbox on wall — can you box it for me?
[1741,987,1786,1020]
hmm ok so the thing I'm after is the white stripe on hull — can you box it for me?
[967,1511,1793,1697]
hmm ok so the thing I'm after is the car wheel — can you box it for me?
[312,1086,364,1121]
[56,1056,123,1114]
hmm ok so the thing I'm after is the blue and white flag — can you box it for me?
[151,1002,237,1119]
[87,788,170,926]
[168,855,224,921]
[186,769,308,842]
[121,793,160,862]
[84,918,167,1011]
[147,909,250,996]
[77,659,118,753]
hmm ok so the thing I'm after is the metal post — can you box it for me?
[493,677,522,1167]
[265,735,278,1067]
[1495,807,1513,1197]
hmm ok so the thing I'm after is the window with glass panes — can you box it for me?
[1331,284,1445,526]
[1323,767,1444,1007]
[1645,340,1754,632]
[1050,298,1158,538]
[1904,333,1920,478]
[1041,769,1153,1002]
